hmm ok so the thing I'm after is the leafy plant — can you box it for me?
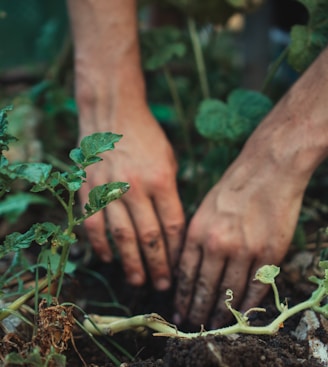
[0,106,130,364]
[195,88,273,145]
[288,0,328,72]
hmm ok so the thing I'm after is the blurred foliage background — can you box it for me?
[0,0,328,250]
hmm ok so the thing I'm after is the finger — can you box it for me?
[174,241,202,322]
[127,196,171,291]
[106,199,146,286]
[187,257,226,326]
[83,207,113,262]
[153,183,185,268]
[210,257,251,328]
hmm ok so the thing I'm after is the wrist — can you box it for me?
[75,62,148,135]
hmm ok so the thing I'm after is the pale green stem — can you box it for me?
[56,190,76,298]
[84,284,327,338]
[187,17,210,99]
[0,276,51,321]
[271,282,284,312]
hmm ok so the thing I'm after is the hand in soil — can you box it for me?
[175,46,328,328]
[68,0,185,291]
[78,107,185,291]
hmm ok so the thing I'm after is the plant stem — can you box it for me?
[271,282,284,312]
[162,65,195,169]
[84,284,327,338]
[0,276,55,321]
[187,17,210,99]
[56,190,76,298]
[261,46,289,95]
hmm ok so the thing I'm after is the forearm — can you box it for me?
[245,46,328,181]
[67,0,146,134]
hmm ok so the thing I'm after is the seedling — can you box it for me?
[84,262,328,338]
[0,105,129,343]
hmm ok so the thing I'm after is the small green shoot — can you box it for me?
[0,106,129,321]
[84,261,328,338]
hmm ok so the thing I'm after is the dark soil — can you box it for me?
[1,218,327,367]
[60,247,326,367]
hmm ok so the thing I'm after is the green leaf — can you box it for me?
[85,182,130,214]
[1,228,36,258]
[33,222,60,245]
[70,132,122,168]
[288,0,328,72]
[9,162,52,184]
[0,192,50,223]
[254,265,280,284]
[0,222,66,259]
[39,249,76,274]
[140,27,187,70]
[195,89,272,144]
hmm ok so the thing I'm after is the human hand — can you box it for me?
[174,137,307,328]
[79,107,185,291]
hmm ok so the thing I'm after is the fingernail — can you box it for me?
[173,313,181,324]
[129,273,144,285]
[156,277,170,291]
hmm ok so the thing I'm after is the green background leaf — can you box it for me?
[288,0,328,72]
[195,89,272,144]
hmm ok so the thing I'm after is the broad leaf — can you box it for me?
[9,162,52,185]
[85,182,130,214]
[288,0,328,72]
[195,89,272,144]
[39,249,76,274]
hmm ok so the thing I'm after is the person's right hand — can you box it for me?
[78,104,185,291]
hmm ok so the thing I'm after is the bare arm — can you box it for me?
[67,0,185,290]
[175,46,328,327]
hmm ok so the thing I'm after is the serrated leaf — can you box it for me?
[80,132,122,157]
[288,0,328,72]
[140,26,186,70]
[85,182,130,214]
[195,89,272,144]
[1,228,36,258]
[70,132,122,168]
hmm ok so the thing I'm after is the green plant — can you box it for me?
[84,261,328,338]
[0,105,130,364]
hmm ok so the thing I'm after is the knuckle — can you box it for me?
[111,226,135,243]
[139,229,161,249]
[163,221,185,237]
[149,169,174,190]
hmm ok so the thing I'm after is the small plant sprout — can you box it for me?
[84,261,328,338]
[0,106,130,322]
